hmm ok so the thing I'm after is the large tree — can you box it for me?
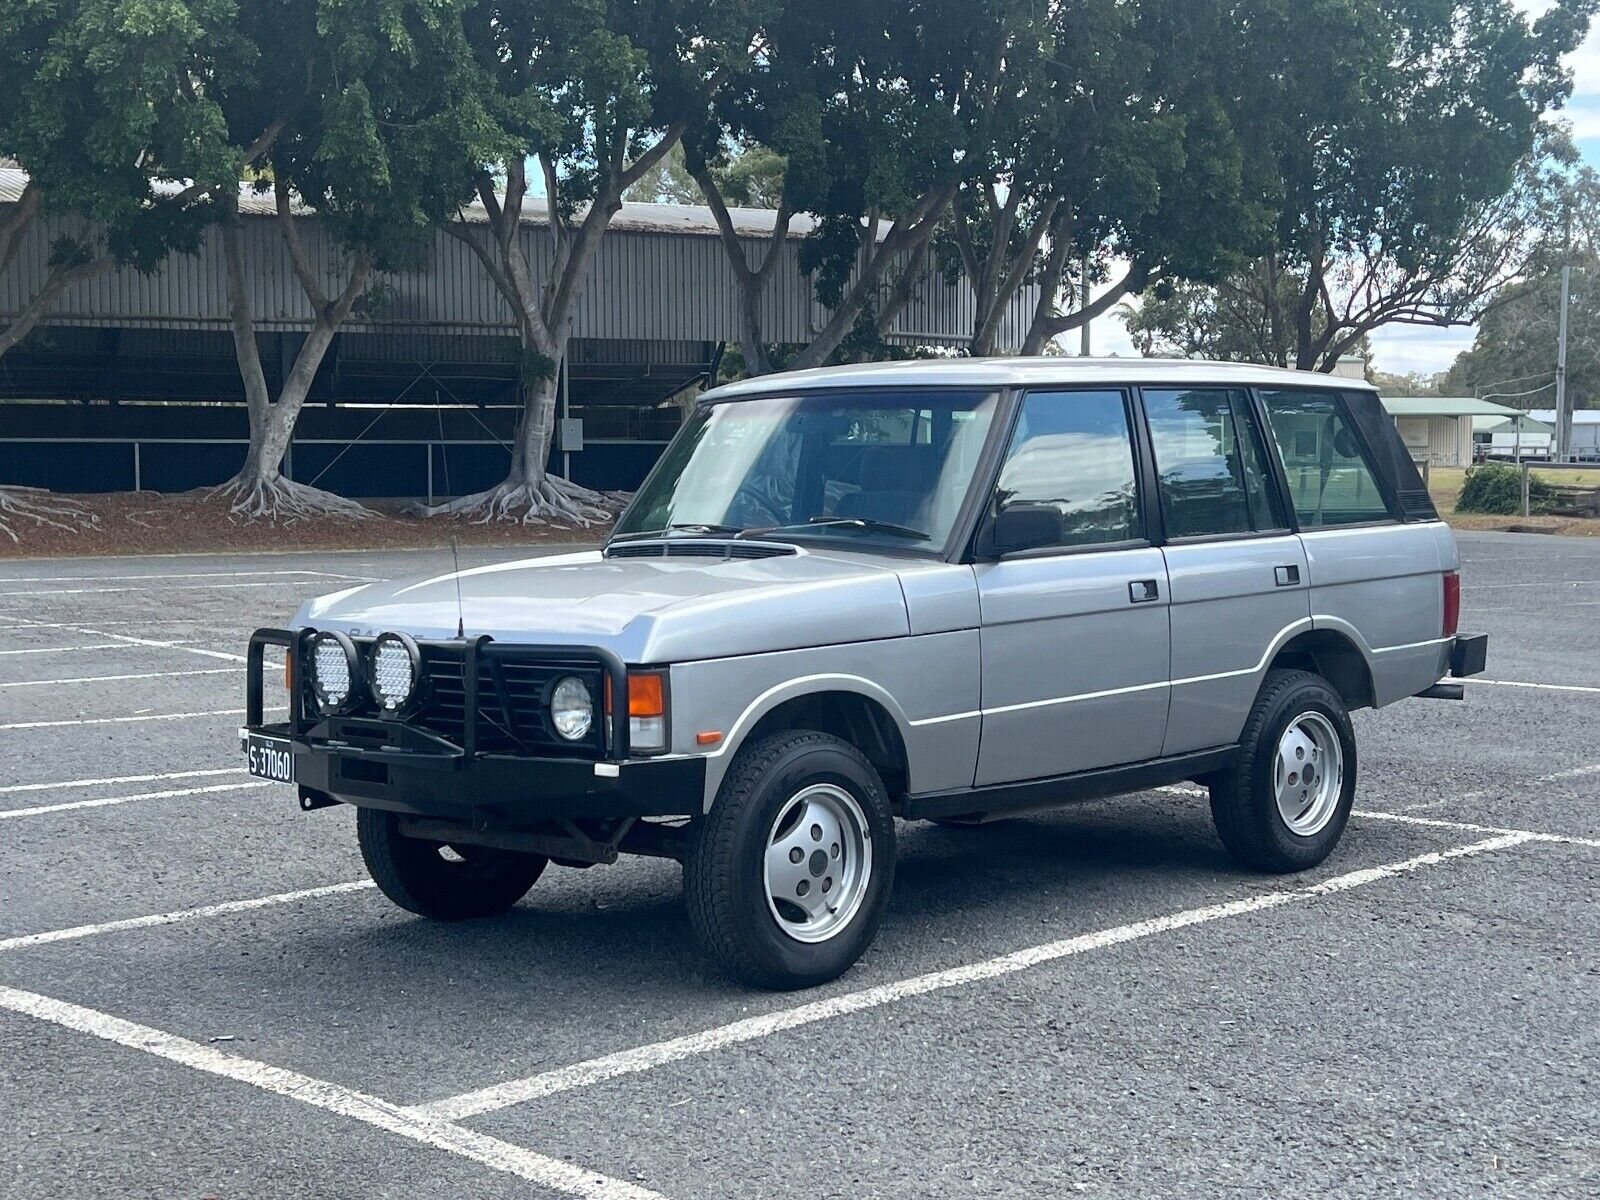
[943,0,1267,356]
[209,0,494,519]
[0,0,245,537]
[1445,155,1599,412]
[1126,0,1595,372]
[685,0,1028,377]
[434,0,761,524]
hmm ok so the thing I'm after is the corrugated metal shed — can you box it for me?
[0,167,1038,351]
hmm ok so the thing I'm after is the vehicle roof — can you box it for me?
[699,357,1379,402]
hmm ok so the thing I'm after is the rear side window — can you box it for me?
[1143,388,1282,538]
[995,390,1143,548]
[1258,390,1392,527]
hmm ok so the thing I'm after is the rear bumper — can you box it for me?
[1449,633,1488,678]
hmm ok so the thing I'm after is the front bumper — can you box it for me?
[244,628,704,822]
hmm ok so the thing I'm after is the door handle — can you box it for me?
[1274,565,1301,587]
[1128,579,1160,604]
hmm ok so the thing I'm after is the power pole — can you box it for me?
[1080,253,1092,356]
[1555,204,1572,461]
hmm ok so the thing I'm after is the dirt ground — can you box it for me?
[0,489,614,559]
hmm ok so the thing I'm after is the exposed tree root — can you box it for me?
[210,475,378,524]
[434,475,625,526]
[0,487,98,543]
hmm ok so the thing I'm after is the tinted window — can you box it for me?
[1144,389,1280,538]
[993,390,1142,548]
[1258,390,1391,526]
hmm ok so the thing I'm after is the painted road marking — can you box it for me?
[0,985,665,1200]
[0,781,272,820]
[0,707,278,731]
[0,581,358,597]
[412,833,1534,1122]
[0,570,368,584]
[0,668,235,689]
[1463,678,1600,696]
[0,881,374,952]
[0,642,163,657]
[28,626,247,664]
[0,767,241,795]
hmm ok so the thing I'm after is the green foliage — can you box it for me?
[1,0,244,266]
[1121,0,1597,370]
[1446,154,1598,408]
[1456,463,1557,514]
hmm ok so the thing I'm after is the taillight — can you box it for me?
[1442,571,1460,637]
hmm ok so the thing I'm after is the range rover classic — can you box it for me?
[243,359,1487,989]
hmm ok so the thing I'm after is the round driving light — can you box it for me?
[368,632,420,714]
[549,675,593,741]
[308,631,357,713]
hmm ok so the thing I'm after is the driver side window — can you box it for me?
[994,390,1143,549]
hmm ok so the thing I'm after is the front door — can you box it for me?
[974,389,1170,786]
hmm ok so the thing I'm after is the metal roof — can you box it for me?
[702,356,1381,401]
[1528,408,1600,425]
[0,166,829,238]
[1379,396,1523,418]
[0,166,1032,349]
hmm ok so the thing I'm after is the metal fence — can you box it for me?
[0,436,670,498]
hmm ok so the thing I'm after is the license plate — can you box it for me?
[246,733,296,783]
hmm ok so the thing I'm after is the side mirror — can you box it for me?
[987,504,1062,556]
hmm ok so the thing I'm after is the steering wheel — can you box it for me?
[733,483,787,524]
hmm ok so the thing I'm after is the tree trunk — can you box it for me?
[434,327,615,525]
[212,209,375,521]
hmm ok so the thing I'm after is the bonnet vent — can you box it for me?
[605,539,798,561]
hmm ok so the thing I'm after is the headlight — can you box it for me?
[368,632,420,714]
[308,631,357,713]
[549,675,594,741]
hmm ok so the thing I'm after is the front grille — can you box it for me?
[339,640,606,758]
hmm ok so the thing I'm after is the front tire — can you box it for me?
[1208,669,1357,873]
[685,730,896,990]
[356,808,547,920]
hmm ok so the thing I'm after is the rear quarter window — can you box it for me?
[1258,390,1393,527]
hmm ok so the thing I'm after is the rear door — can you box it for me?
[1256,387,1449,705]
[1140,387,1311,756]
[973,388,1170,785]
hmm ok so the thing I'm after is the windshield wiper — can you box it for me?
[736,516,930,542]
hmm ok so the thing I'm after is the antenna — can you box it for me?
[437,404,466,639]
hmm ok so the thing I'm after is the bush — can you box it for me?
[1456,463,1556,515]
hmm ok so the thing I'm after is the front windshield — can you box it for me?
[614,389,1000,550]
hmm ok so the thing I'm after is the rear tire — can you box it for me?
[356,808,546,920]
[1208,669,1357,873]
[685,730,896,990]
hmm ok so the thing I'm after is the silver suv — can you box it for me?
[244,359,1487,989]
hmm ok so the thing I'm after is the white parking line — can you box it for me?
[0,985,665,1200]
[0,767,241,795]
[0,581,355,597]
[1464,678,1600,695]
[413,832,1534,1122]
[33,626,247,664]
[0,881,374,951]
[0,707,273,731]
[0,642,156,657]
[0,781,272,820]
[0,668,235,689]
[1353,809,1600,849]
[0,570,368,584]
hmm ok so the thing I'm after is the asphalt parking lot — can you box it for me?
[0,530,1596,1199]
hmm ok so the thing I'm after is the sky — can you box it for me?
[1096,0,1600,376]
